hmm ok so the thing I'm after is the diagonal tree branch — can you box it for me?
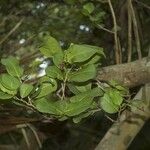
[95,83,150,150]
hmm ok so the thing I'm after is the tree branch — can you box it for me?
[95,83,150,150]
[96,57,150,87]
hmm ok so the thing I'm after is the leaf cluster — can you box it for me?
[0,36,127,123]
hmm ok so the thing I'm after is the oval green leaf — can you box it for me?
[68,64,96,82]
[0,74,20,91]
[20,83,33,98]
[1,56,24,77]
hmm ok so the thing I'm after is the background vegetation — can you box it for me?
[0,0,150,149]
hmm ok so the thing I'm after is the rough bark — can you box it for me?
[97,57,150,87]
[95,84,150,150]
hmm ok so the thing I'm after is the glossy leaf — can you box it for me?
[65,44,104,64]
[67,83,91,94]
[52,51,64,68]
[0,81,17,95]
[39,36,62,57]
[36,78,57,98]
[1,56,23,77]
[70,87,103,103]
[100,89,123,114]
[46,66,63,80]
[0,91,14,99]
[35,98,62,115]
[0,74,20,91]
[68,64,96,82]
[19,83,33,98]
[64,97,93,116]
[85,54,101,65]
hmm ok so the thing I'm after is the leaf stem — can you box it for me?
[14,96,36,110]
[61,67,72,100]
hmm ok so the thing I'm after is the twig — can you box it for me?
[14,96,36,110]
[118,37,122,63]
[105,115,118,123]
[0,18,24,45]
[129,0,142,60]
[27,124,42,149]
[96,24,114,34]
[107,0,121,64]
[135,0,150,10]
[127,0,133,62]
[61,68,72,100]
[21,128,30,149]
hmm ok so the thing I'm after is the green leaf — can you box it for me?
[36,78,57,98]
[83,3,95,14]
[70,87,103,103]
[109,80,128,94]
[73,111,92,123]
[75,83,91,93]
[39,36,62,57]
[64,97,93,116]
[65,44,104,64]
[1,56,24,77]
[100,89,123,114]
[68,64,96,82]
[35,98,62,115]
[67,83,91,94]
[46,66,63,80]
[0,82,17,95]
[19,83,33,98]
[89,11,106,22]
[130,100,146,113]
[85,54,101,65]
[52,49,64,68]
[35,87,103,117]
[0,91,14,100]
[0,74,20,91]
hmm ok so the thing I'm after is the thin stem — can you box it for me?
[96,24,114,34]
[129,0,142,60]
[105,115,118,123]
[61,68,72,100]
[14,96,36,110]
[108,0,121,64]
[127,0,132,62]
[27,124,42,149]
[135,0,150,10]
[0,18,24,45]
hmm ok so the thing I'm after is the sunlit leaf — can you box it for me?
[0,74,20,91]
[52,50,64,68]
[100,89,123,114]
[1,56,24,77]
[19,83,33,98]
[46,66,63,80]
[0,81,17,95]
[68,64,96,82]
[70,87,103,103]
[35,98,62,115]
[39,36,62,57]
[0,91,14,100]
[67,83,91,94]
[65,44,104,64]
[36,78,57,98]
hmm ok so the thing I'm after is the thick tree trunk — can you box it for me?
[97,57,150,87]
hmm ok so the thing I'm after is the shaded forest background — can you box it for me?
[0,0,150,150]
